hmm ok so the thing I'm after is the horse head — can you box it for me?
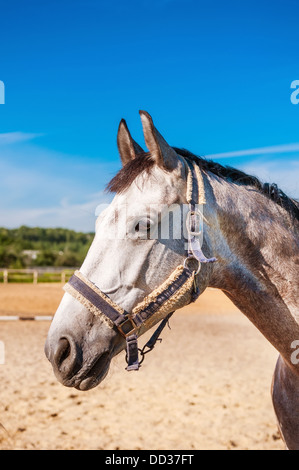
[44,111,214,390]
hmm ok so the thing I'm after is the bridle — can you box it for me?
[64,157,217,371]
[64,157,217,370]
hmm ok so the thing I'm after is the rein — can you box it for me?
[64,157,217,371]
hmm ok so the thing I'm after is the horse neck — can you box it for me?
[204,173,299,368]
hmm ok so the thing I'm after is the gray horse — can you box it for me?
[45,111,299,449]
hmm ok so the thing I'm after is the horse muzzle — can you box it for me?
[45,333,114,390]
[44,294,123,390]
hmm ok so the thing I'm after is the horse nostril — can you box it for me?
[54,336,82,379]
[55,338,70,368]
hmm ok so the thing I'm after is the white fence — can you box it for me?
[0,268,76,284]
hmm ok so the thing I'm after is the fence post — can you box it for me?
[33,270,38,284]
[3,270,8,284]
[61,271,66,284]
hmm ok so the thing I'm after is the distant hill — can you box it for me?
[0,226,94,268]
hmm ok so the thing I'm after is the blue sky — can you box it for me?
[0,0,299,231]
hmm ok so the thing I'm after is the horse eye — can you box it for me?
[135,219,151,233]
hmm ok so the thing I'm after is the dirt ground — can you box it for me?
[0,283,284,450]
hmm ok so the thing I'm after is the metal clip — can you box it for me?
[186,210,203,237]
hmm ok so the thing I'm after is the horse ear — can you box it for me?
[117,119,144,166]
[139,110,178,171]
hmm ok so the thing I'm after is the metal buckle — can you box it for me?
[117,317,137,337]
[183,255,201,275]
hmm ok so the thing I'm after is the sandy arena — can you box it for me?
[0,283,284,450]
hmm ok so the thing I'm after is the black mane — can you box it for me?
[106,148,299,221]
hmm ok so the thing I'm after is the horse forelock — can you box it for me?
[106,152,155,194]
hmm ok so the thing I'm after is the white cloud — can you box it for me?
[205,142,299,200]
[0,132,42,145]
[0,137,118,231]
[207,143,299,159]
[240,158,299,200]
[0,191,113,232]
